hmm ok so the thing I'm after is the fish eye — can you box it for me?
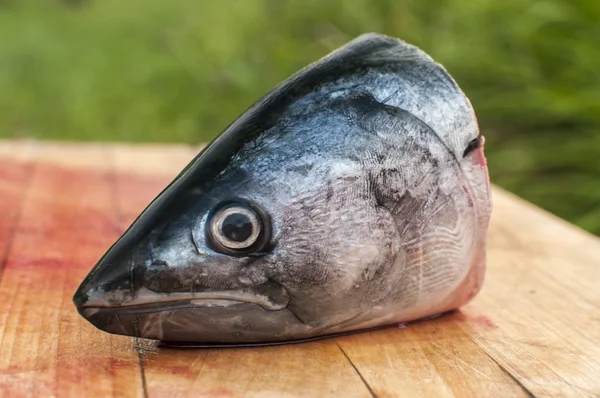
[207,202,271,255]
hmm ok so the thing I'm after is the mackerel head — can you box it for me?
[73,33,492,345]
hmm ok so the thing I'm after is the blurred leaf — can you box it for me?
[0,0,599,235]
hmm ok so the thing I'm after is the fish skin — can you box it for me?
[73,33,492,344]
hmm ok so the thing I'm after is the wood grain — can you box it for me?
[335,315,529,398]
[0,142,144,397]
[1,140,600,397]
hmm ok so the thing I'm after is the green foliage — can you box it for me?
[1,0,599,234]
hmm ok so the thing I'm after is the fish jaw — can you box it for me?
[78,301,317,344]
[72,252,310,343]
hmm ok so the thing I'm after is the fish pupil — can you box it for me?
[222,213,253,243]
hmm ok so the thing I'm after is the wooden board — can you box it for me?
[1,140,599,398]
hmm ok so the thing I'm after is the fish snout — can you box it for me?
[73,237,150,309]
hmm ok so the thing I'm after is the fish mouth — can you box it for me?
[77,297,312,343]
[75,288,300,343]
[76,287,290,312]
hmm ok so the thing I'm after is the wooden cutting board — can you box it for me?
[1,140,599,398]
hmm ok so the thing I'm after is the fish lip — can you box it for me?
[79,298,253,318]
[76,288,290,312]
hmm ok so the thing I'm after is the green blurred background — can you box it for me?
[1,0,599,234]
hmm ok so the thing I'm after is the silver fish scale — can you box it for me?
[214,98,478,330]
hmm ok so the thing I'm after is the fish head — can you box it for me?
[74,33,492,344]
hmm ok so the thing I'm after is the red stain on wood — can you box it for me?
[0,160,32,268]
[467,315,498,330]
[197,388,237,397]
[0,158,147,397]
